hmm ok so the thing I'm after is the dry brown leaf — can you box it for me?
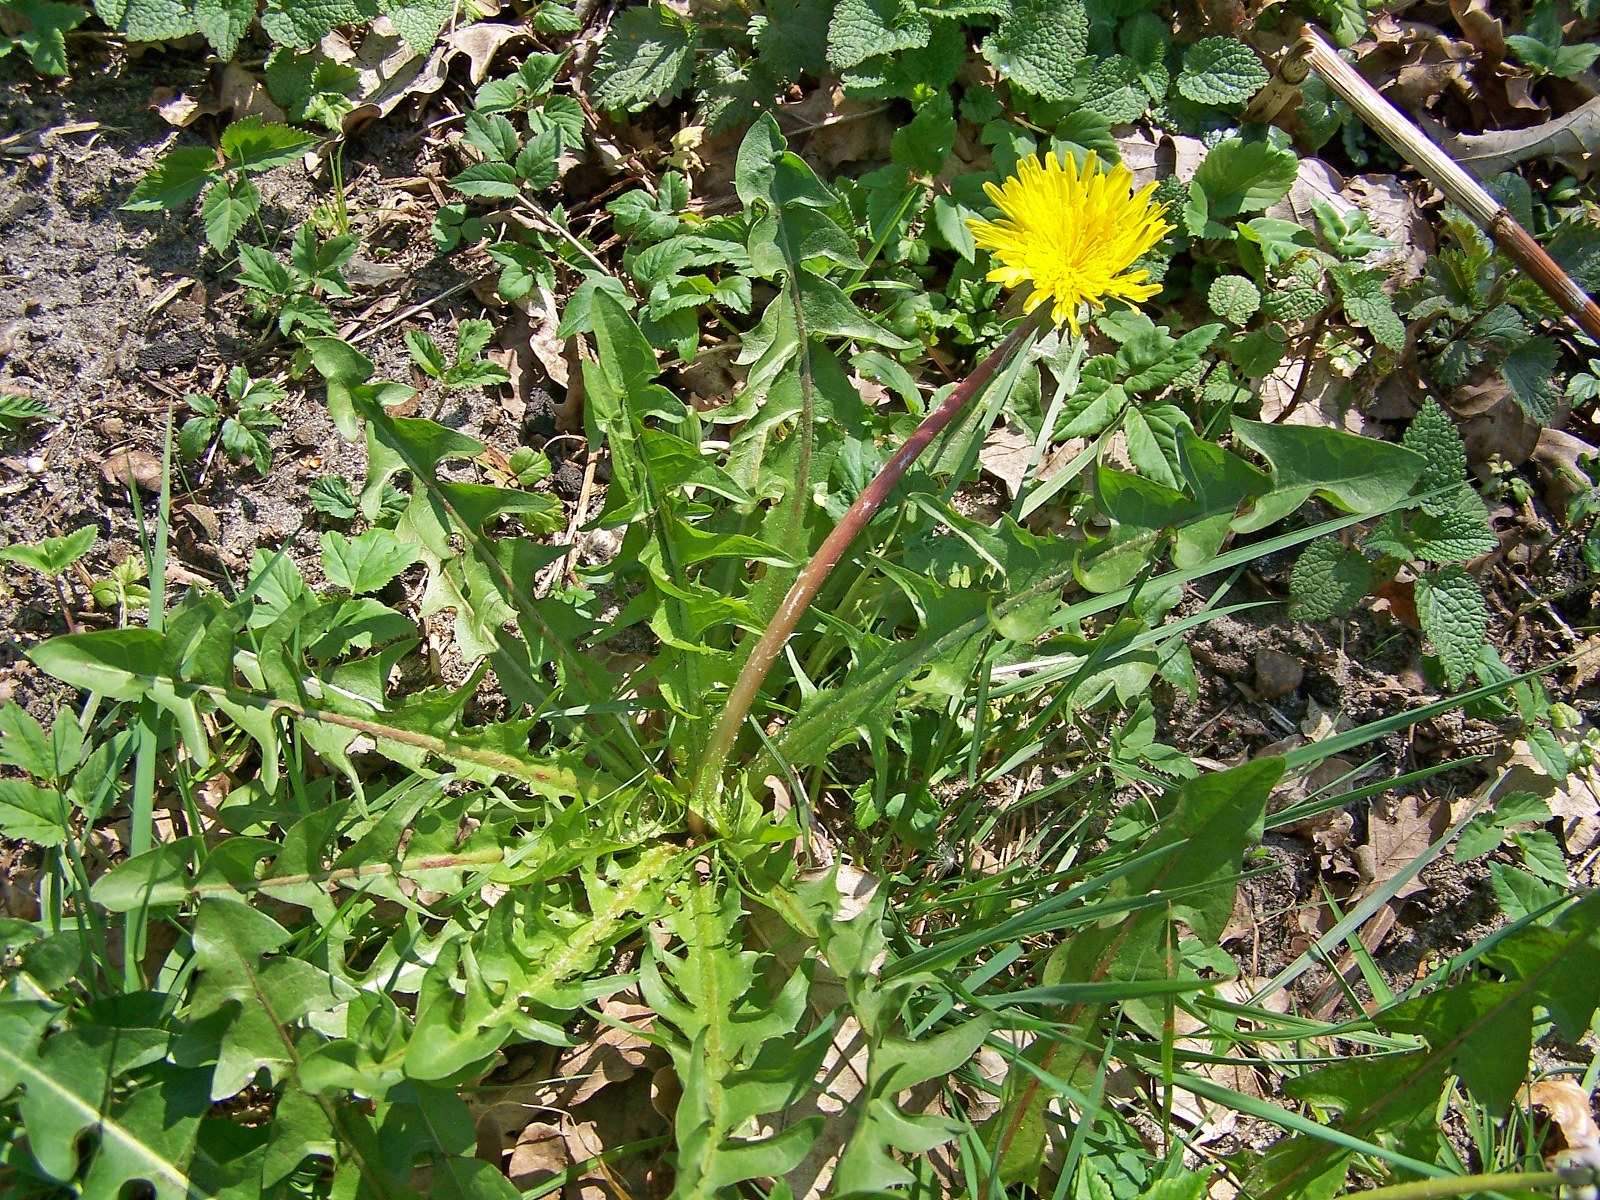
[775,87,894,175]
[1344,174,1430,282]
[1265,157,1347,228]
[978,425,1035,499]
[1499,737,1600,864]
[323,20,529,128]
[1166,978,1289,1142]
[1447,0,1505,59]
[1364,793,1449,899]
[1531,427,1600,520]
[1529,1080,1600,1152]
[1452,374,1544,477]
[1442,96,1600,178]
[150,62,286,128]
[506,1122,566,1192]
[545,1002,661,1109]
[1257,356,1367,433]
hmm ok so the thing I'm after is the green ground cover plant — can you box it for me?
[3,0,1600,1197]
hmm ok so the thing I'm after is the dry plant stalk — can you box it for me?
[1257,24,1600,344]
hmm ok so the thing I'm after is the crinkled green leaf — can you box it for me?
[1207,274,1261,325]
[590,4,698,112]
[1177,36,1269,105]
[1416,564,1488,688]
[385,0,454,51]
[1290,536,1375,620]
[1331,264,1406,351]
[980,0,1088,102]
[1401,397,1467,515]
[828,0,930,71]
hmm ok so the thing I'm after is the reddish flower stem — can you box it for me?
[690,309,1048,821]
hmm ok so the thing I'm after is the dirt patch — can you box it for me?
[0,54,571,714]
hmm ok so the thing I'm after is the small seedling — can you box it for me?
[405,319,512,394]
[237,224,357,341]
[0,525,95,632]
[180,366,287,477]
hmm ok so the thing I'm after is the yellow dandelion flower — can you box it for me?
[968,151,1174,335]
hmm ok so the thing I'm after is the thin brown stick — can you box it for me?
[688,310,1048,821]
[1272,25,1600,343]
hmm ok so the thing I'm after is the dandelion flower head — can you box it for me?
[968,151,1173,334]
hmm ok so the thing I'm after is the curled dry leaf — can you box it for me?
[322,20,530,128]
[1530,427,1599,520]
[1528,1080,1600,1155]
[1345,174,1431,281]
[1447,0,1506,60]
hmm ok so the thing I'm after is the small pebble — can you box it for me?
[1254,648,1304,700]
[25,455,44,475]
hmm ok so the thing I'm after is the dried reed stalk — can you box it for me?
[1254,24,1600,343]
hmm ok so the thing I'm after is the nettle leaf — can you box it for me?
[1407,495,1498,564]
[321,528,422,594]
[450,161,520,199]
[1416,564,1488,687]
[590,3,698,113]
[122,145,216,212]
[0,778,68,846]
[1289,536,1374,620]
[8,0,90,74]
[1177,36,1269,105]
[1079,54,1148,122]
[1207,275,1261,325]
[981,0,1088,102]
[201,174,259,252]
[1402,396,1468,515]
[1500,337,1560,424]
[1330,264,1406,351]
[258,0,371,48]
[828,0,931,71]
[219,117,319,172]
